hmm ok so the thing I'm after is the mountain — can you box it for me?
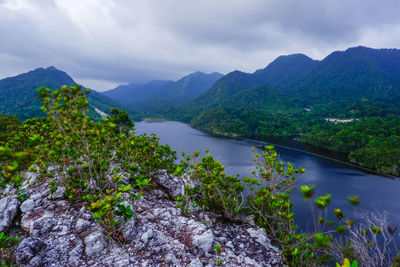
[180,53,317,117]
[0,66,121,120]
[103,71,223,105]
[185,46,400,119]
[252,53,318,88]
[284,46,400,104]
[103,80,174,105]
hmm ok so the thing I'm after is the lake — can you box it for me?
[135,121,400,233]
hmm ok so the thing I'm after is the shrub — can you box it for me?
[186,150,245,219]
[30,85,177,238]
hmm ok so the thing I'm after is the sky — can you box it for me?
[1,0,400,91]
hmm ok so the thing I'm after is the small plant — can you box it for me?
[0,146,33,188]
[87,185,135,237]
[336,258,358,267]
[0,232,19,266]
[175,183,200,215]
[187,150,245,219]
[213,244,224,266]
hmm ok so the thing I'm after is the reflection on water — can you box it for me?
[136,121,400,234]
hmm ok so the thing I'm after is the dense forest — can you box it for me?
[0,66,125,121]
[1,47,400,176]
[120,47,400,176]
[2,86,399,266]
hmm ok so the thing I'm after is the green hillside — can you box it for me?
[0,66,125,121]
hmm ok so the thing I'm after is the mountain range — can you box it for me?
[103,71,223,105]
[1,46,400,175]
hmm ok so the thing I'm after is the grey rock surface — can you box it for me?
[192,229,215,252]
[0,195,19,232]
[20,199,35,213]
[3,171,282,266]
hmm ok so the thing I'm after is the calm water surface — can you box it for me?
[136,121,400,232]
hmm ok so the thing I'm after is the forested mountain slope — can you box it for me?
[0,66,122,120]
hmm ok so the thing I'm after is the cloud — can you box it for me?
[1,0,400,91]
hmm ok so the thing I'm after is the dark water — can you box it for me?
[135,121,400,233]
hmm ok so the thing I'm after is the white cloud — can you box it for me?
[0,0,400,91]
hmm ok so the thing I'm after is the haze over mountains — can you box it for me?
[2,46,400,124]
[103,71,223,105]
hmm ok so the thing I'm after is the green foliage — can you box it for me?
[336,258,358,267]
[0,146,33,188]
[28,85,177,238]
[302,115,400,176]
[213,244,224,266]
[0,232,19,266]
[186,150,244,219]
[245,146,315,266]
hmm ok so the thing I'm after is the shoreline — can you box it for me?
[136,119,398,178]
[191,126,398,179]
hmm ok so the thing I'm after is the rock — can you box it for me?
[121,218,137,242]
[244,256,262,267]
[192,229,215,253]
[31,217,55,236]
[75,218,91,233]
[225,240,234,249]
[20,171,38,190]
[140,229,153,245]
[6,172,283,266]
[16,237,45,264]
[84,231,107,257]
[244,214,256,226]
[162,253,177,264]
[152,170,195,199]
[187,258,203,267]
[20,199,35,213]
[50,186,65,200]
[0,195,19,232]
[247,228,270,247]
[28,255,43,267]
[21,208,53,234]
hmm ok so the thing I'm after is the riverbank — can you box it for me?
[189,124,398,178]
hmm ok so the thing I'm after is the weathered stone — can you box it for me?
[247,228,270,247]
[16,237,45,264]
[162,253,177,264]
[75,218,91,233]
[121,218,137,242]
[187,258,203,267]
[21,208,53,234]
[244,256,262,267]
[28,255,43,267]
[84,231,107,256]
[7,171,282,266]
[225,240,234,249]
[140,229,153,245]
[20,198,35,213]
[50,186,65,199]
[152,170,195,199]
[192,229,215,253]
[0,195,19,232]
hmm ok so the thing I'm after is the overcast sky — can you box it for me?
[1,0,400,91]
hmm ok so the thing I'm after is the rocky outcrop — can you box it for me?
[1,171,282,266]
[0,195,19,232]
